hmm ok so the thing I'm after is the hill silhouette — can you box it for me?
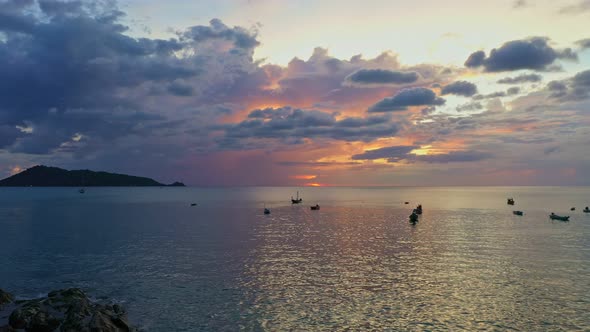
[0,165,185,187]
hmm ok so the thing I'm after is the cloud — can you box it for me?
[544,146,561,155]
[368,88,445,112]
[351,146,492,164]
[345,69,419,86]
[167,81,195,96]
[351,145,419,161]
[512,0,527,8]
[276,161,360,167]
[547,80,568,98]
[409,150,493,163]
[575,39,590,50]
[456,102,483,112]
[573,69,590,86]
[497,73,543,84]
[464,37,577,72]
[507,87,521,95]
[182,18,260,50]
[441,81,478,97]
[0,2,265,155]
[546,69,590,99]
[559,0,590,14]
[219,107,399,147]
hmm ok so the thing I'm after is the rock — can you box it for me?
[3,288,135,332]
[0,290,13,309]
[8,300,61,332]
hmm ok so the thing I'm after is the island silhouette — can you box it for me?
[0,165,185,187]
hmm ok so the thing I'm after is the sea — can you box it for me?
[0,186,589,331]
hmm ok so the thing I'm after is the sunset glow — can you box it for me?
[0,0,588,186]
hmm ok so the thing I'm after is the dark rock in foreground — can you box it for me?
[0,165,185,187]
[0,288,135,332]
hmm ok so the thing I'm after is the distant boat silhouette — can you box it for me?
[191,203,197,206]
[291,191,302,204]
[513,210,524,216]
[584,207,590,213]
[264,204,270,215]
[571,207,576,211]
[415,204,422,215]
[550,213,569,221]
[310,204,320,210]
[409,211,418,223]
[507,198,515,205]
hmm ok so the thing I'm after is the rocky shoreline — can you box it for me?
[0,288,135,332]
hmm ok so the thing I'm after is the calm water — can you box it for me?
[1,187,589,331]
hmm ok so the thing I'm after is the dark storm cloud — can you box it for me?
[220,107,399,145]
[0,1,263,155]
[464,37,577,72]
[368,88,445,112]
[167,81,194,96]
[441,81,478,97]
[345,69,419,85]
[38,0,83,15]
[351,145,419,161]
[497,73,543,84]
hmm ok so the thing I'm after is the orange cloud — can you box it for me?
[290,174,317,180]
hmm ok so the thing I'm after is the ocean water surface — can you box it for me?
[1,186,589,331]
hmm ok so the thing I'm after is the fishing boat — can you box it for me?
[507,198,515,205]
[404,201,409,205]
[584,207,590,213]
[513,210,524,216]
[264,208,270,215]
[190,203,197,206]
[409,212,418,223]
[310,204,320,210]
[291,191,303,204]
[550,213,569,221]
[570,207,576,211]
[415,204,422,215]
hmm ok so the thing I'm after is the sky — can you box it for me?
[0,0,589,186]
